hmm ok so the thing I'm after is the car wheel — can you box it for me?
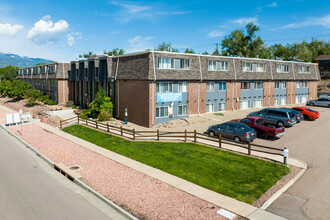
[304,115,310,120]
[259,132,268,139]
[328,104,330,108]
[277,121,284,127]
[234,136,241,142]
[209,131,215,137]
[310,102,314,106]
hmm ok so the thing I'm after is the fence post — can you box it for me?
[157,129,159,141]
[194,130,196,142]
[248,141,251,155]
[120,126,123,136]
[133,129,135,140]
[107,122,109,132]
[96,121,98,129]
[60,120,62,129]
[77,116,79,124]
[219,135,222,148]
[184,129,187,142]
[86,119,88,125]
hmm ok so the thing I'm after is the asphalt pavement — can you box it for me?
[0,127,130,220]
[253,107,330,220]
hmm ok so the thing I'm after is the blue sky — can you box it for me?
[0,0,329,62]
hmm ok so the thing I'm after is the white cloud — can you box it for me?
[27,15,69,44]
[67,32,82,46]
[207,30,225,38]
[0,23,24,36]
[279,14,330,29]
[126,35,153,53]
[268,2,278,8]
[108,1,191,23]
[230,16,258,25]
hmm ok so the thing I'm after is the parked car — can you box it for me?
[248,108,297,127]
[207,122,257,142]
[279,108,303,123]
[306,98,330,108]
[291,107,320,120]
[319,93,330,99]
[232,116,285,139]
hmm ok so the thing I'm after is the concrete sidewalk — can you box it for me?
[33,120,301,219]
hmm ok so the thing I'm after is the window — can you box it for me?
[254,81,263,89]
[156,106,169,118]
[156,82,173,93]
[49,65,56,73]
[241,118,250,124]
[282,81,287,89]
[219,82,226,91]
[276,64,290,73]
[275,81,280,89]
[178,82,187,92]
[298,66,310,73]
[240,100,252,109]
[207,82,215,91]
[241,82,251,90]
[208,60,229,71]
[218,102,226,111]
[280,97,287,105]
[274,98,279,106]
[41,66,47,74]
[254,99,263,108]
[206,103,214,112]
[242,62,266,72]
[296,81,301,88]
[302,81,308,88]
[178,105,187,115]
[157,57,190,70]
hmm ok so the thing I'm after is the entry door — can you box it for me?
[301,96,307,103]
[206,103,214,113]
[241,101,249,109]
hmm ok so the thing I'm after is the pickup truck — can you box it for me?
[232,116,285,139]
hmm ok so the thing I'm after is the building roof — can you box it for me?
[315,55,330,60]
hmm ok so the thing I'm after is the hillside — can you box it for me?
[0,52,52,68]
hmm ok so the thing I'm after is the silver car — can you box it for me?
[307,98,330,108]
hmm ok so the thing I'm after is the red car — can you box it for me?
[232,116,285,139]
[291,107,319,120]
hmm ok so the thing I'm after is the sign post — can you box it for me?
[283,148,289,166]
[124,108,128,124]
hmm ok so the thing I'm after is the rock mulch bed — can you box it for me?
[8,123,227,220]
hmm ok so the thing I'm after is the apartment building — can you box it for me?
[65,51,318,127]
[17,63,70,104]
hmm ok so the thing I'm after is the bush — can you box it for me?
[66,100,74,107]
[98,109,111,121]
[80,109,91,119]
[44,99,57,105]
[89,88,113,119]
[40,95,50,103]
[72,105,77,109]
[25,88,43,100]
[26,98,36,107]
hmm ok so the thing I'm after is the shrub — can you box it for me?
[66,100,74,107]
[98,109,111,121]
[41,95,50,103]
[26,98,36,107]
[80,109,91,119]
[72,105,77,109]
[25,88,43,100]
[89,89,113,119]
[44,99,57,105]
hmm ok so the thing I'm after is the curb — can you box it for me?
[0,124,138,220]
[260,158,308,210]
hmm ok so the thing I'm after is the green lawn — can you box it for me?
[63,125,290,204]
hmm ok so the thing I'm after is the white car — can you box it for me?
[307,98,330,107]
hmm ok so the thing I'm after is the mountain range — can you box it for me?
[0,52,53,68]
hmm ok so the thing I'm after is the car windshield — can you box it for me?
[306,108,317,113]
[256,119,264,125]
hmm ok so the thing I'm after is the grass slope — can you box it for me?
[63,124,289,204]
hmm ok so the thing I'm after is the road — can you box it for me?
[253,107,330,220]
[0,127,130,220]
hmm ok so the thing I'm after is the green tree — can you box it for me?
[35,63,47,66]
[221,23,269,58]
[104,48,125,56]
[202,51,209,55]
[78,51,93,59]
[0,65,19,81]
[0,80,30,99]
[213,48,220,56]
[89,88,113,119]
[184,48,195,54]
[155,42,179,52]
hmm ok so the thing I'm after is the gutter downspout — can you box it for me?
[198,56,203,115]
[291,63,294,104]
[269,61,273,107]
[152,52,156,126]
[115,58,120,118]
[62,64,65,104]
[232,58,237,110]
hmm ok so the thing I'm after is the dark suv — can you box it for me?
[207,122,257,142]
[249,108,297,127]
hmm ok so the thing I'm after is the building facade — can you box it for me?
[17,63,70,104]
[17,52,320,127]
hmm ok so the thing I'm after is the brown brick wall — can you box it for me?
[187,81,206,114]
[308,81,318,100]
[226,81,241,110]
[286,81,297,104]
[115,80,150,127]
[263,81,275,107]
[58,80,69,104]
